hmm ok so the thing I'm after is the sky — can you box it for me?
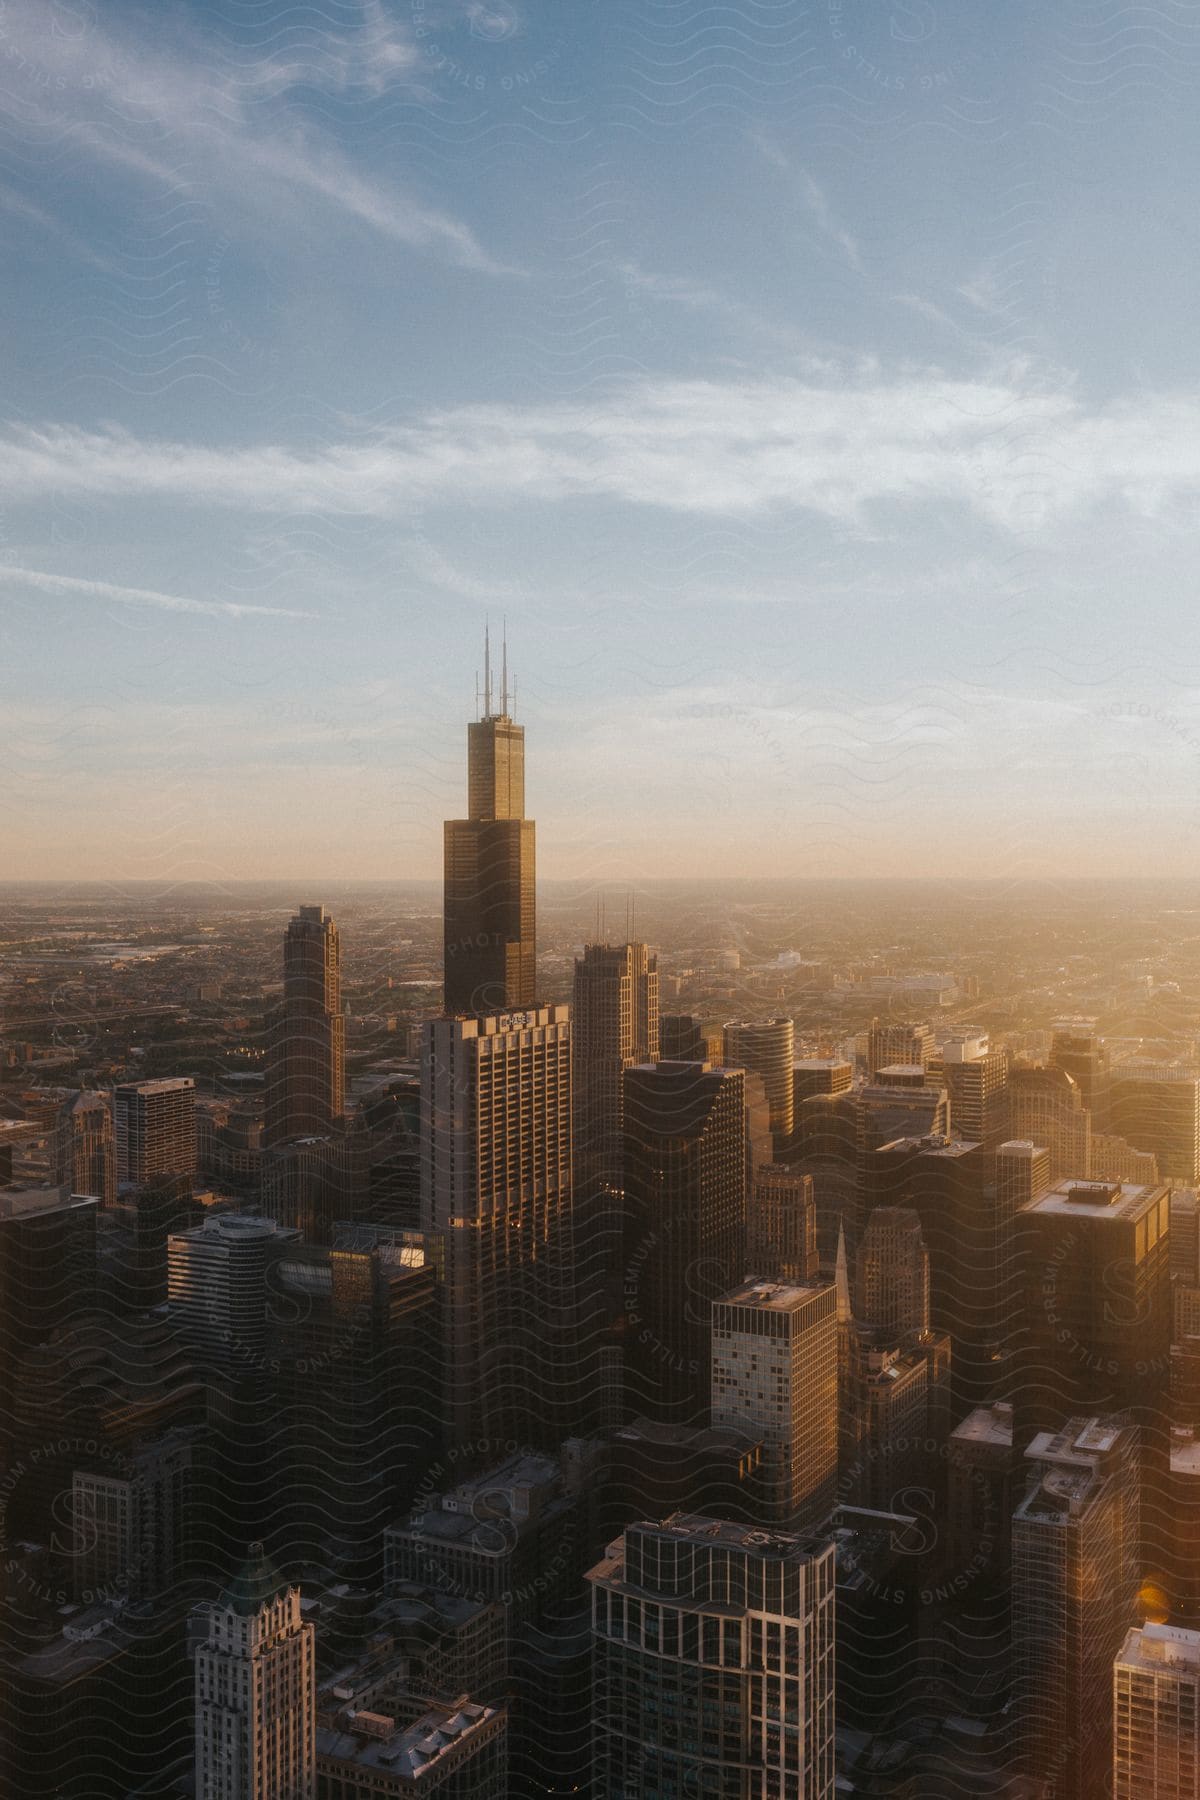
[4,0,1200,884]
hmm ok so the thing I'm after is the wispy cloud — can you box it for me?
[751,135,863,272]
[0,0,511,273]
[0,565,317,620]
[6,369,1200,531]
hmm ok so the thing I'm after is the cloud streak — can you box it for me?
[0,565,317,620]
[0,0,510,273]
[5,371,1200,530]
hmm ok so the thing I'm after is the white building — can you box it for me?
[194,1543,315,1800]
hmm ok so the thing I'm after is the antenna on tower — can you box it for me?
[501,618,509,717]
[475,668,480,719]
[483,620,493,719]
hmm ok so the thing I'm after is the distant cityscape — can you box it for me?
[3,661,1200,1796]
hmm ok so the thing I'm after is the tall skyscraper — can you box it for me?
[938,1030,1010,1156]
[1012,1416,1139,1800]
[52,1091,115,1207]
[748,1164,818,1282]
[1050,1018,1112,1129]
[443,632,536,1016]
[573,941,660,1427]
[263,904,345,1149]
[588,1514,835,1800]
[572,941,660,1201]
[114,1077,197,1188]
[421,1005,574,1449]
[1110,1061,1200,1184]
[167,1213,300,1373]
[1113,1623,1200,1799]
[621,1060,747,1426]
[855,1206,930,1337]
[868,1134,999,1414]
[711,1278,839,1528]
[1009,1064,1092,1182]
[0,1187,97,1458]
[724,1017,795,1153]
[194,1543,316,1800]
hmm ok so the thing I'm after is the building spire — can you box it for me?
[501,617,509,717]
[835,1219,852,1325]
[483,619,493,719]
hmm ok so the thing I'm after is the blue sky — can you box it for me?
[4,0,1200,883]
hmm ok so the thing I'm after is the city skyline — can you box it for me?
[5,1,1200,879]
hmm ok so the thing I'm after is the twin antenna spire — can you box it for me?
[476,619,514,720]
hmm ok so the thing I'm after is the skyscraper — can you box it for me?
[855,1206,930,1338]
[1050,1018,1112,1129]
[621,1060,747,1426]
[866,1018,934,1080]
[421,1005,574,1449]
[1009,1064,1092,1182]
[52,1091,116,1208]
[167,1213,300,1374]
[937,1030,1010,1157]
[723,1017,795,1154]
[263,904,345,1149]
[572,941,660,1201]
[711,1277,839,1528]
[1113,1623,1200,1799]
[1012,1416,1139,1800]
[1110,1061,1200,1184]
[747,1164,818,1282]
[443,632,535,1016]
[588,1514,835,1800]
[113,1077,197,1188]
[573,941,660,1427]
[194,1543,315,1800]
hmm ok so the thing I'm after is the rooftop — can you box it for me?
[1024,1176,1165,1222]
[1117,1623,1200,1675]
[317,1696,500,1780]
[716,1277,833,1313]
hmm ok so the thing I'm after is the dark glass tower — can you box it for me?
[263,905,345,1148]
[443,630,536,1015]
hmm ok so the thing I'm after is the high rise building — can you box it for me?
[1009,1064,1092,1182]
[867,1135,1000,1414]
[71,1428,194,1602]
[194,1543,316,1800]
[263,904,345,1149]
[1018,1176,1171,1454]
[1012,1416,1139,1800]
[866,1018,934,1080]
[421,1006,574,1449]
[52,1091,115,1208]
[1113,1623,1200,1800]
[0,1187,97,1458]
[114,1077,197,1188]
[724,1018,795,1153]
[855,1206,929,1338]
[792,1058,853,1111]
[573,942,660,1428]
[573,942,660,1200]
[166,1213,300,1374]
[711,1278,839,1528]
[747,1165,818,1282]
[938,1031,1010,1156]
[443,632,535,1016]
[659,1014,706,1061]
[1050,1019,1112,1129]
[996,1138,1052,1214]
[621,1061,747,1426]
[588,1514,835,1800]
[1110,1062,1200,1185]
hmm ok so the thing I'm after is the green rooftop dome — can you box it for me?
[218,1542,291,1616]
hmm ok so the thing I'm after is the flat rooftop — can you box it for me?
[1117,1623,1200,1675]
[1024,1177,1164,1222]
[318,1697,499,1780]
[951,1404,1014,1452]
[716,1278,833,1313]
